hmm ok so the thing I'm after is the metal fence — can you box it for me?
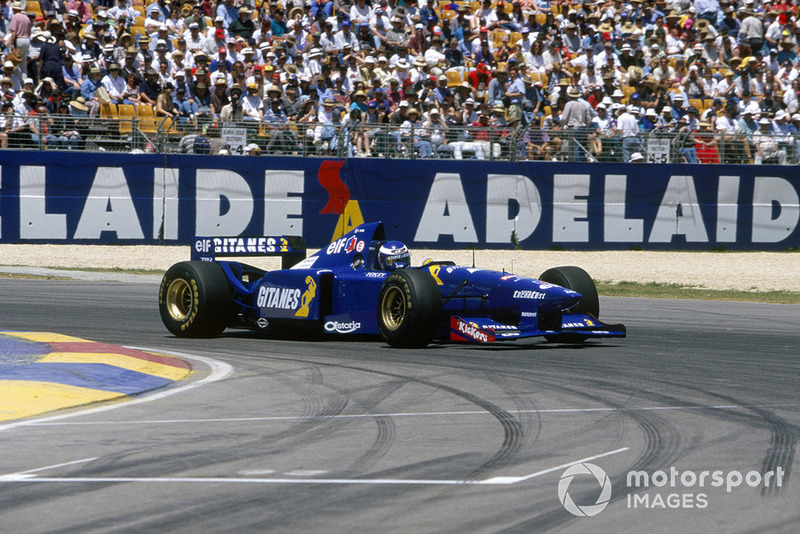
[4,113,799,164]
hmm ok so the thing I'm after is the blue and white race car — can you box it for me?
[158,222,626,347]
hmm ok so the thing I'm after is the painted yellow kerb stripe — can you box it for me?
[0,380,124,421]
[38,353,192,381]
[2,332,90,343]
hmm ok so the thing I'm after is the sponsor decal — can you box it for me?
[480,324,518,330]
[365,272,387,278]
[538,283,555,289]
[451,317,495,343]
[257,286,302,310]
[563,322,586,328]
[356,240,365,252]
[256,317,269,329]
[513,290,546,299]
[326,235,360,255]
[324,320,361,333]
[295,276,317,317]
[521,311,538,317]
[428,265,444,285]
[206,237,291,255]
[291,256,318,269]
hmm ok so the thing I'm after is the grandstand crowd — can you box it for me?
[0,0,798,161]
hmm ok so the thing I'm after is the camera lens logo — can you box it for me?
[558,462,612,517]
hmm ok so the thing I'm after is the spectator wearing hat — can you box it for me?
[753,116,787,164]
[616,103,642,162]
[334,19,359,51]
[79,65,104,115]
[137,68,161,105]
[385,15,409,51]
[220,83,243,123]
[314,97,339,153]
[739,8,765,55]
[8,2,32,75]
[184,21,206,53]
[561,85,595,161]
[399,106,432,157]
[240,80,263,122]
[100,62,125,104]
[228,6,254,39]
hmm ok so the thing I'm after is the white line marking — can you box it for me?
[25,403,800,427]
[481,447,629,484]
[0,350,233,433]
[0,448,629,486]
[16,457,97,475]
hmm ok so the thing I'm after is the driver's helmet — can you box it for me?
[378,241,411,270]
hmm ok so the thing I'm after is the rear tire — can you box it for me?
[377,269,442,348]
[159,261,232,338]
[539,266,599,343]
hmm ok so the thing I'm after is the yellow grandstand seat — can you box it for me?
[689,98,703,112]
[446,70,462,88]
[535,13,546,24]
[99,102,117,117]
[27,0,42,15]
[136,104,160,134]
[117,104,135,135]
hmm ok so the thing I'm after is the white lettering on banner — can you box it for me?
[264,170,304,235]
[0,167,2,238]
[485,174,542,244]
[604,175,644,242]
[414,173,478,242]
[153,167,179,240]
[752,177,800,243]
[716,176,740,243]
[195,169,254,236]
[74,167,144,239]
[649,175,709,243]
[212,237,286,254]
[19,166,67,239]
[553,174,590,242]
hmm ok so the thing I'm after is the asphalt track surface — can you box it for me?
[0,279,798,533]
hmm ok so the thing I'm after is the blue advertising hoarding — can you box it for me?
[0,150,797,250]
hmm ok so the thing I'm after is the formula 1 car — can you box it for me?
[158,222,625,347]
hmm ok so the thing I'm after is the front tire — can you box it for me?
[159,261,232,337]
[377,269,442,348]
[539,266,599,343]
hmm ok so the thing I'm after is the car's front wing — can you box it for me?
[450,315,627,343]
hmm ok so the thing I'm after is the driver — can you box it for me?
[377,241,411,270]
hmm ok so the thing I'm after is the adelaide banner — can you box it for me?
[0,151,797,250]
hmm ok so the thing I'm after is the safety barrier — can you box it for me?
[0,150,797,250]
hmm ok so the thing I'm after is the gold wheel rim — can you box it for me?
[166,278,193,321]
[381,286,406,331]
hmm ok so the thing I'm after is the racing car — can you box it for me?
[158,222,626,347]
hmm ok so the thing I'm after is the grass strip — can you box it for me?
[597,281,800,304]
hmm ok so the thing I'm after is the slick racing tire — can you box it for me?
[539,266,599,343]
[159,261,233,338]
[377,269,442,348]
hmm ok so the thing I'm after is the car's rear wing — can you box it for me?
[191,236,307,269]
